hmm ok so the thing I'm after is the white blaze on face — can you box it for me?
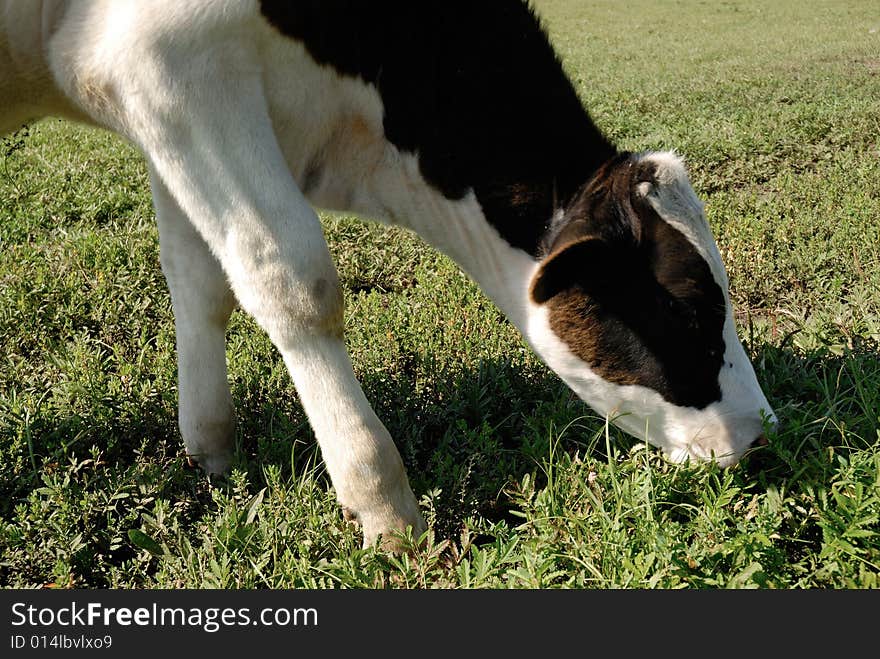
[525,151,776,467]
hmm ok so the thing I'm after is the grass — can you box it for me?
[1,0,878,589]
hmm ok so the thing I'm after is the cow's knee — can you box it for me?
[226,235,345,350]
[305,274,345,339]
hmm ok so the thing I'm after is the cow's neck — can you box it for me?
[260,0,619,325]
[363,153,539,331]
[261,0,617,257]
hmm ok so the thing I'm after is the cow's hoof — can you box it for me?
[360,512,428,554]
[184,450,232,476]
[340,498,427,553]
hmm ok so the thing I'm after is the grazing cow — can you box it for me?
[1,0,776,548]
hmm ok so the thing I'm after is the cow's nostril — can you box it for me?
[752,434,769,448]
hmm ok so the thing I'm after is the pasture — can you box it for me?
[1,0,878,588]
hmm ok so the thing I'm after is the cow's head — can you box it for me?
[526,151,775,467]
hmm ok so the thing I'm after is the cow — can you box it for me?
[1,0,776,549]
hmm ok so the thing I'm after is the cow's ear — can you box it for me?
[531,238,619,304]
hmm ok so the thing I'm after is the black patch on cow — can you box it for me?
[531,155,726,409]
[258,0,617,256]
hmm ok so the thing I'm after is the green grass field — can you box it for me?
[1,0,878,588]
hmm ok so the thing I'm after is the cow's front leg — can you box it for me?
[152,170,238,476]
[129,57,424,548]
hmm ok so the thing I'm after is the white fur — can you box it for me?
[1,1,773,548]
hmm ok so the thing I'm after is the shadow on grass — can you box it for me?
[4,336,877,567]
[743,337,880,485]
[223,350,594,539]
[0,397,177,512]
